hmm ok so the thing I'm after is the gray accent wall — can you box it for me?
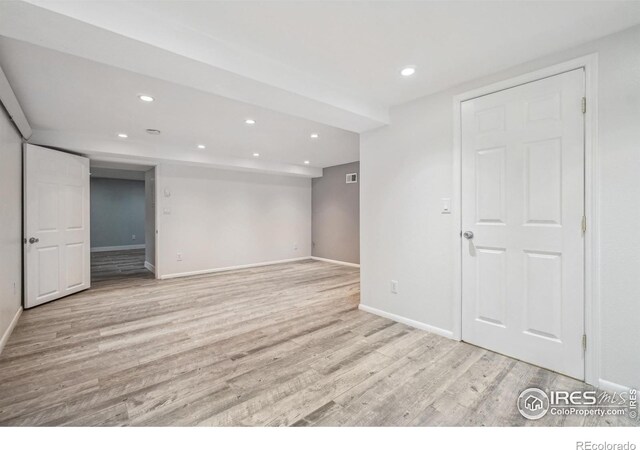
[312,161,359,264]
[90,178,146,250]
[0,104,23,348]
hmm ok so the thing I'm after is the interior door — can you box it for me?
[461,69,585,379]
[24,144,90,308]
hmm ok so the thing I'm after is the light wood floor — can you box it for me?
[0,257,635,426]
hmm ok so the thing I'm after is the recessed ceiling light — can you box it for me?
[304,160,310,165]
[146,129,161,135]
[138,95,154,102]
[253,153,260,157]
[245,119,256,125]
[197,144,206,149]
[117,133,128,138]
[400,66,416,77]
[310,133,319,139]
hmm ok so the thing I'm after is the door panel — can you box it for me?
[461,69,585,379]
[37,246,60,298]
[24,144,90,308]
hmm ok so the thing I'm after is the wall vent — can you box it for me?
[346,173,358,184]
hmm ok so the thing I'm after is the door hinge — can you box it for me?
[582,334,587,352]
[581,215,587,234]
[582,97,587,114]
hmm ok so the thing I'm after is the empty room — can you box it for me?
[0,0,639,446]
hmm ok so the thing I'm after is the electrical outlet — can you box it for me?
[177,252,183,261]
[132,234,136,240]
[391,280,399,294]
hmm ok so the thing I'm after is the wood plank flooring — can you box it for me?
[90,249,152,282]
[0,258,635,426]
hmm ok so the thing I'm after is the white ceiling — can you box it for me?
[1,1,640,176]
[0,37,358,172]
[132,0,640,107]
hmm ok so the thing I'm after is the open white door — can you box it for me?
[461,69,585,379]
[24,144,90,308]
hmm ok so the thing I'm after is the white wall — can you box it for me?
[361,25,640,390]
[157,164,311,277]
[0,105,23,351]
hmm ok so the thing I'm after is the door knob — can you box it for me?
[463,231,474,240]
[28,237,39,244]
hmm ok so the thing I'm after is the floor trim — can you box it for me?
[598,378,633,394]
[358,304,454,339]
[159,257,312,280]
[91,244,146,252]
[0,307,22,356]
[144,261,156,274]
[311,256,360,268]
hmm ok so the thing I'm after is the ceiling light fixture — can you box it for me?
[245,119,256,125]
[197,144,206,149]
[400,66,416,77]
[304,160,310,165]
[146,129,161,135]
[117,133,128,138]
[310,133,319,139]
[253,153,260,157]
[138,95,154,102]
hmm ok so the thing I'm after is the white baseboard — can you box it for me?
[0,307,22,356]
[159,257,312,280]
[358,304,454,339]
[598,378,634,393]
[144,261,156,274]
[91,244,146,252]
[311,256,360,268]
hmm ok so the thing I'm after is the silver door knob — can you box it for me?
[463,231,474,240]
[28,237,39,244]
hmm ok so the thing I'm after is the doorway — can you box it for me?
[89,161,156,283]
[458,68,587,379]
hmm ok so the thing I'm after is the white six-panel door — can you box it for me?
[461,69,585,379]
[24,144,90,308]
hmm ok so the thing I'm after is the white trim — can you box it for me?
[159,257,312,280]
[358,304,454,339]
[0,307,22,356]
[452,54,600,385]
[311,256,360,268]
[90,244,145,252]
[154,164,161,279]
[598,379,634,394]
[144,261,156,274]
[0,65,32,139]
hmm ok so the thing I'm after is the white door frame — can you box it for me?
[451,54,599,386]
[154,164,161,279]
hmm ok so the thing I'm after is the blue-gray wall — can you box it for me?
[90,178,145,249]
